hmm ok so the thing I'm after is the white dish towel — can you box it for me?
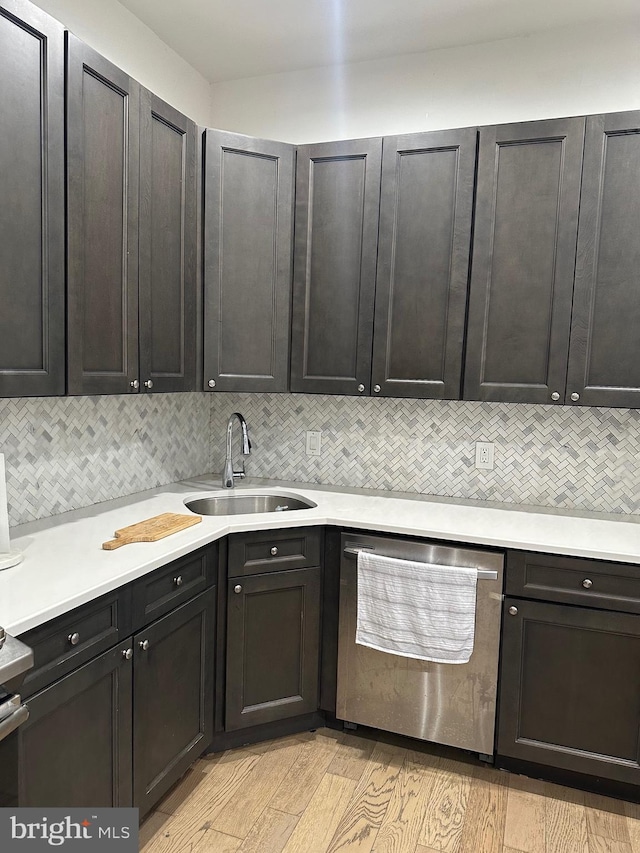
[355,551,478,664]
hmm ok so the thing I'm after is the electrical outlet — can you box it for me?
[475,441,495,470]
[305,430,322,457]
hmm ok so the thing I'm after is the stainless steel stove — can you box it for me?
[0,625,33,806]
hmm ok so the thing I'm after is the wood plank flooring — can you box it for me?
[140,728,640,853]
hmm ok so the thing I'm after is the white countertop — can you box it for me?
[2,475,640,636]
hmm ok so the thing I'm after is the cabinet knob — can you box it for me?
[139,639,150,651]
[173,575,183,587]
[550,391,560,401]
[570,392,580,402]
[582,578,593,589]
[373,384,381,393]
[144,379,153,389]
[357,384,365,393]
[508,606,518,616]
[270,546,279,556]
[68,632,80,646]
[122,648,133,660]
[208,379,216,388]
[130,379,139,390]
[234,584,242,594]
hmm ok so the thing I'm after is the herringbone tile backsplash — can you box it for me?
[2,391,640,527]
[0,394,210,526]
[211,393,640,516]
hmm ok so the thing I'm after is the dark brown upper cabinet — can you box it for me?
[67,36,198,396]
[290,138,383,395]
[203,130,295,392]
[138,89,198,393]
[0,0,65,396]
[372,129,477,399]
[464,118,585,405]
[66,35,140,396]
[566,111,640,408]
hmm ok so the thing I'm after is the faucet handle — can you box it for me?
[241,422,251,454]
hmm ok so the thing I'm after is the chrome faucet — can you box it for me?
[222,412,251,488]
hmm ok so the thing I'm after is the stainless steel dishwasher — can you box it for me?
[336,532,504,759]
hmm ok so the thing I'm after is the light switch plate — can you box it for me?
[305,430,322,456]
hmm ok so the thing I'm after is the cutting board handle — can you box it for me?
[102,536,131,550]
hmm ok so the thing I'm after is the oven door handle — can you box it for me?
[0,703,28,742]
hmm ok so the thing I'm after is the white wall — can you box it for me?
[209,20,640,142]
[28,4,640,140]
[34,0,212,125]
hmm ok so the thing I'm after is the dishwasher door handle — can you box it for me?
[343,545,498,581]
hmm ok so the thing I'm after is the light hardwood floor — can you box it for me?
[140,728,640,853]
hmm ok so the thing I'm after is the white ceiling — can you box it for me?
[118,0,640,83]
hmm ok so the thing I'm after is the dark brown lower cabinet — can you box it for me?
[19,588,215,816]
[226,567,321,730]
[134,587,215,816]
[19,640,133,808]
[498,597,640,784]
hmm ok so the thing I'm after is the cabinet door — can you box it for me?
[290,139,382,395]
[226,567,321,730]
[464,118,584,404]
[138,89,198,393]
[566,111,640,408]
[0,0,64,396]
[133,587,215,817]
[498,597,640,784]
[19,640,133,807]
[203,130,294,392]
[372,129,477,399]
[66,34,140,395]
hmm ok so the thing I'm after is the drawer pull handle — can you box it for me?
[68,632,80,646]
[582,578,593,589]
[508,606,518,616]
[139,639,150,651]
[270,546,278,556]
[122,648,133,660]
[234,584,242,594]
[173,575,183,587]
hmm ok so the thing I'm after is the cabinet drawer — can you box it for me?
[19,590,127,698]
[131,544,216,631]
[228,527,321,577]
[506,551,640,613]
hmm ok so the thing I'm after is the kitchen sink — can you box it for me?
[184,493,317,516]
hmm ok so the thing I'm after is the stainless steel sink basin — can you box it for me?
[184,493,317,516]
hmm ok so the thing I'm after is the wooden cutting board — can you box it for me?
[102,513,202,550]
